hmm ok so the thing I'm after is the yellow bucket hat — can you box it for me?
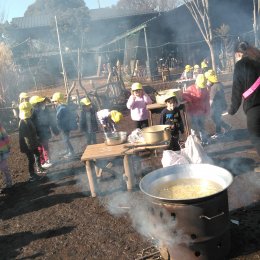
[19,92,29,103]
[110,110,123,123]
[51,92,65,103]
[185,65,193,72]
[19,101,33,119]
[204,69,218,83]
[80,97,92,106]
[164,92,177,102]
[131,82,143,91]
[29,95,46,106]
[195,74,207,88]
[194,64,200,69]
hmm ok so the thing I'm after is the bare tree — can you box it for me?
[183,0,216,71]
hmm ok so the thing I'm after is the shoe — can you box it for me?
[210,133,222,140]
[201,141,209,146]
[64,152,75,159]
[36,167,47,175]
[42,162,53,169]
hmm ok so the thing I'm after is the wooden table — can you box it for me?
[81,142,168,197]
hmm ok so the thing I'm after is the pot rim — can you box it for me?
[139,164,233,202]
[142,125,171,133]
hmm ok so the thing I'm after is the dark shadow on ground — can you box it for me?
[0,165,88,220]
[229,202,260,258]
[213,157,255,176]
[0,226,75,259]
[0,192,87,220]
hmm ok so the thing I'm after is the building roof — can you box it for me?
[11,8,158,29]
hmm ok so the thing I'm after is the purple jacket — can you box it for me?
[126,93,152,121]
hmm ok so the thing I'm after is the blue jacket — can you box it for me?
[56,104,71,132]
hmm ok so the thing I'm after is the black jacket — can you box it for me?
[229,57,260,115]
[160,107,184,135]
[79,107,99,133]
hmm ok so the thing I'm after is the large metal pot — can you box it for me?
[142,125,171,144]
[139,164,234,260]
[139,164,233,203]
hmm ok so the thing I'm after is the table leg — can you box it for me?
[85,160,98,197]
[149,110,153,126]
[123,154,135,190]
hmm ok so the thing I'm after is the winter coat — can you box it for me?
[182,84,210,116]
[126,93,152,121]
[56,104,71,132]
[160,107,184,136]
[0,124,10,160]
[31,107,58,141]
[80,107,99,133]
[19,119,39,153]
[209,82,227,113]
[96,109,116,132]
[229,57,260,115]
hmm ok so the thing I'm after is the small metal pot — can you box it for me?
[142,125,171,144]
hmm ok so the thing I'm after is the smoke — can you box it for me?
[228,172,260,211]
[106,192,190,249]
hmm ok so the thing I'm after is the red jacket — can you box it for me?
[182,84,210,116]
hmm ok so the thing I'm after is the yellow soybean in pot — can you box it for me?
[155,178,223,200]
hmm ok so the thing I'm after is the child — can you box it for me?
[30,95,59,168]
[126,82,152,129]
[19,92,30,103]
[0,123,12,192]
[160,92,184,151]
[96,109,122,133]
[180,65,193,80]
[182,74,210,145]
[51,92,75,159]
[79,97,99,145]
[204,70,231,139]
[18,101,46,182]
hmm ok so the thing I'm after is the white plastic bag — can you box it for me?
[183,131,213,164]
[161,150,190,167]
[127,128,145,143]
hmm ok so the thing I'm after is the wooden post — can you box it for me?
[144,27,151,80]
[55,16,68,94]
[85,160,98,197]
[97,55,102,77]
[123,154,135,190]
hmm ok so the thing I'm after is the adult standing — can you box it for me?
[228,41,260,171]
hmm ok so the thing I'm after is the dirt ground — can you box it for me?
[0,80,260,260]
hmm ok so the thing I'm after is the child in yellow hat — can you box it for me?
[96,109,123,133]
[126,82,152,129]
[18,101,46,181]
[79,97,99,144]
[160,92,184,150]
[205,70,231,139]
[182,74,210,145]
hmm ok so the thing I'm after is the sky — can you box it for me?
[0,0,119,22]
